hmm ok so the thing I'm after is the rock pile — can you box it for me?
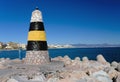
[0,54,119,82]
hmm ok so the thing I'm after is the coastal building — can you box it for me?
[25,7,50,65]
[19,44,26,49]
[5,44,13,50]
[48,44,74,48]
[0,42,3,49]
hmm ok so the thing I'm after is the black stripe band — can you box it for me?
[29,22,45,31]
[27,41,48,51]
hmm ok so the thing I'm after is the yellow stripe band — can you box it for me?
[28,31,46,41]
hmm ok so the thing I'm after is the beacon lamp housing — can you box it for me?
[30,9,43,23]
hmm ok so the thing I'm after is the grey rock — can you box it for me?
[82,57,89,62]
[47,78,59,82]
[116,74,120,82]
[91,70,112,82]
[97,54,107,63]
[7,79,18,82]
[75,57,81,61]
[117,63,120,72]
[111,61,118,69]
[104,67,111,73]
[76,77,100,82]
[64,55,71,60]
[76,79,86,82]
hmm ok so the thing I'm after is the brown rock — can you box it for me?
[108,69,118,79]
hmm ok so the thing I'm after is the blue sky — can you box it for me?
[0,0,120,44]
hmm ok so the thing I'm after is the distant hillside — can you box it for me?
[71,43,120,48]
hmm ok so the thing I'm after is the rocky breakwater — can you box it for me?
[0,54,120,82]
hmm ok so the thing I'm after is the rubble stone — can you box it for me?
[25,51,50,65]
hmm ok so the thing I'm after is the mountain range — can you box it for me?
[71,43,120,48]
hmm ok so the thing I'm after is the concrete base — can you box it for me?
[25,51,50,65]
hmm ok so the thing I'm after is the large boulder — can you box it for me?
[97,54,107,64]
[7,79,18,82]
[76,77,100,82]
[31,74,46,81]
[116,73,120,82]
[75,57,81,61]
[117,63,120,72]
[64,55,71,60]
[82,57,89,62]
[62,55,71,66]
[69,71,87,79]
[108,68,118,79]
[58,77,77,82]
[111,61,118,69]
[70,57,81,67]
[91,70,112,82]
[52,56,63,61]
[0,63,5,69]
[47,78,59,82]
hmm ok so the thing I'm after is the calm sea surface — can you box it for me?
[0,48,120,62]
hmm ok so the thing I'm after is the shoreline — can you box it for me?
[0,47,120,51]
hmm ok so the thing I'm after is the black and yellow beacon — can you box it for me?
[25,7,50,65]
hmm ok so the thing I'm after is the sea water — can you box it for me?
[0,47,120,62]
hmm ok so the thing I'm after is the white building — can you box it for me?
[5,44,13,49]
[0,42,2,48]
[19,44,26,49]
